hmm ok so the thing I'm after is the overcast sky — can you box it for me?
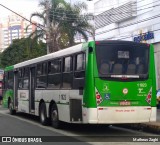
[0,0,40,19]
[0,0,95,21]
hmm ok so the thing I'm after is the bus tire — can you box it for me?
[50,104,61,129]
[9,101,16,115]
[39,102,48,125]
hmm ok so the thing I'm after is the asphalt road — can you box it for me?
[0,108,160,145]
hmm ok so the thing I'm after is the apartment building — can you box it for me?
[0,14,37,52]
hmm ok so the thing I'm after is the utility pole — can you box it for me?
[90,15,95,41]
[87,0,95,41]
[45,0,50,54]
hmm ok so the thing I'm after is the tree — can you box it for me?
[28,0,93,53]
[58,2,93,47]
[0,38,46,68]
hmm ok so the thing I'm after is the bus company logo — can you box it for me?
[102,83,109,92]
[123,88,128,95]
[2,137,11,142]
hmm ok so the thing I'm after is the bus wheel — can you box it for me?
[9,101,16,115]
[39,102,48,125]
[50,104,61,129]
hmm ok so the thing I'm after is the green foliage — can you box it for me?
[28,0,93,53]
[0,38,46,68]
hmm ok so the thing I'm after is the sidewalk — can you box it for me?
[138,109,160,133]
[118,109,160,134]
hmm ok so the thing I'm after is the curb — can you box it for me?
[141,123,160,133]
[117,109,160,134]
[117,123,160,134]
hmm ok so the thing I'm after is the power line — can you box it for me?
[49,0,155,16]
[48,3,160,22]
[97,2,160,16]
[0,0,159,28]
[75,13,160,41]
[89,0,156,14]
[1,0,157,27]
[0,3,44,31]
[48,1,160,20]
[1,1,160,44]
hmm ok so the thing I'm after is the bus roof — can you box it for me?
[14,43,84,69]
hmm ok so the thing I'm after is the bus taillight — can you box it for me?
[95,41,100,45]
[146,44,150,47]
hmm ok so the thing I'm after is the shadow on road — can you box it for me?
[3,108,160,135]
[9,112,115,133]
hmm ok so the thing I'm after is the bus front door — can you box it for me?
[14,71,18,109]
[29,67,35,113]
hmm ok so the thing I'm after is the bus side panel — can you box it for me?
[150,45,157,108]
[83,42,96,108]
[17,90,29,113]
[154,44,160,90]
[69,90,83,122]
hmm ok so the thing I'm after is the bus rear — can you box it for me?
[85,41,156,124]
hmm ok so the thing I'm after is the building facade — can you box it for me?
[94,0,160,89]
[0,14,37,52]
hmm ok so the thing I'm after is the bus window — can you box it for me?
[37,64,42,76]
[24,67,29,77]
[8,71,14,89]
[64,57,72,72]
[76,53,85,71]
[42,63,47,75]
[18,69,23,88]
[23,79,29,88]
[36,63,47,88]
[48,59,61,74]
[74,53,85,78]
[48,59,61,88]
[62,57,73,88]
[23,67,29,89]
[96,43,149,79]
[18,68,29,89]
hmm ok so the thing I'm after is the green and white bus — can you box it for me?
[2,40,157,128]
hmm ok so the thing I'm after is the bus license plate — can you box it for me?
[119,101,131,106]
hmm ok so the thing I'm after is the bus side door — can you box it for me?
[29,67,36,112]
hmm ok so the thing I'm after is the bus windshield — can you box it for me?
[96,42,149,79]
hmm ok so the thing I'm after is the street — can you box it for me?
[0,0,160,145]
[0,108,160,145]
